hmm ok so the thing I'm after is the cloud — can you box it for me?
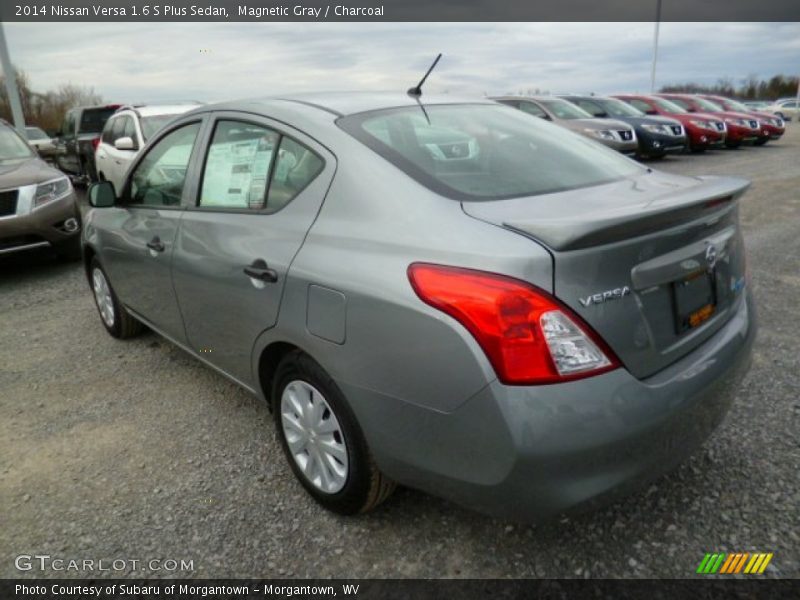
[3,22,798,102]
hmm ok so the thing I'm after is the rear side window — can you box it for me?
[199,119,323,212]
[339,104,643,201]
[79,107,117,134]
[266,137,324,212]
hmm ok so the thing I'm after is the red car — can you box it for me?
[612,94,726,152]
[656,93,761,149]
[698,94,784,145]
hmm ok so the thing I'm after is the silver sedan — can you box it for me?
[82,93,755,520]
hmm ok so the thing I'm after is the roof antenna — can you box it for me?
[408,53,442,97]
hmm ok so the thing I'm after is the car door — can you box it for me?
[95,116,120,187]
[107,115,140,192]
[97,117,207,342]
[171,113,335,386]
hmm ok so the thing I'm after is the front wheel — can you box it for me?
[753,138,769,146]
[724,140,741,149]
[90,258,144,339]
[272,352,395,515]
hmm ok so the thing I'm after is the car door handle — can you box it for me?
[146,237,165,253]
[243,259,278,283]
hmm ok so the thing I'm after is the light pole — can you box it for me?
[650,0,662,93]
[0,23,26,135]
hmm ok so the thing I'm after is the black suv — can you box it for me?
[560,95,688,159]
[54,104,120,183]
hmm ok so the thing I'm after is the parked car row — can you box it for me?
[494,92,785,157]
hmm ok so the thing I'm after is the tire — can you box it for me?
[724,140,741,149]
[690,146,706,153]
[754,138,768,146]
[272,351,395,515]
[89,258,144,339]
[55,235,82,262]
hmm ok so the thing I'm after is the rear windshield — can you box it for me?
[80,107,118,133]
[338,104,643,201]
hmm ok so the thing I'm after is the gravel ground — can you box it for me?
[1,126,798,579]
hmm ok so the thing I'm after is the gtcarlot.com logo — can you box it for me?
[15,554,194,573]
[696,552,773,575]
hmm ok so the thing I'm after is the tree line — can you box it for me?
[0,68,103,134]
[660,74,799,100]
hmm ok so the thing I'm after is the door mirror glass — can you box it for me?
[114,136,136,151]
[88,180,115,207]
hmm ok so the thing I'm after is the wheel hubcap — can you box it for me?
[280,380,348,494]
[92,268,115,328]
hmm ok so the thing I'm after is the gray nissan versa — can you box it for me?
[83,93,755,520]
[0,120,81,260]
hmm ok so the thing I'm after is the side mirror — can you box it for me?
[114,136,137,151]
[88,180,116,208]
[646,109,658,115]
[595,111,609,118]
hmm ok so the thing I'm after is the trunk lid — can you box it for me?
[462,171,750,379]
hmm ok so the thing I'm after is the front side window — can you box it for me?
[537,99,593,120]
[339,103,644,201]
[122,117,138,147]
[571,99,605,117]
[650,97,687,113]
[129,122,200,207]
[692,97,723,112]
[518,101,548,119]
[110,117,126,143]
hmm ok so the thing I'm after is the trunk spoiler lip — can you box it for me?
[482,175,750,252]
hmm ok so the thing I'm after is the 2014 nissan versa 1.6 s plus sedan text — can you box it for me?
[83,93,756,521]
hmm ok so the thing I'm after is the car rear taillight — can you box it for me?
[408,263,620,385]
[91,137,101,151]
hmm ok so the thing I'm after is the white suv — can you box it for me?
[95,103,200,194]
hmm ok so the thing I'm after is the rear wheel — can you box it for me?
[90,258,144,339]
[272,351,395,515]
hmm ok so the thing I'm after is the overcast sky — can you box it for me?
[4,22,799,103]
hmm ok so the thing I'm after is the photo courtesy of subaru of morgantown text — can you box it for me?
[1,0,798,589]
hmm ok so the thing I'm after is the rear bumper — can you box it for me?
[347,291,756,521]
[0,192,81,255]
